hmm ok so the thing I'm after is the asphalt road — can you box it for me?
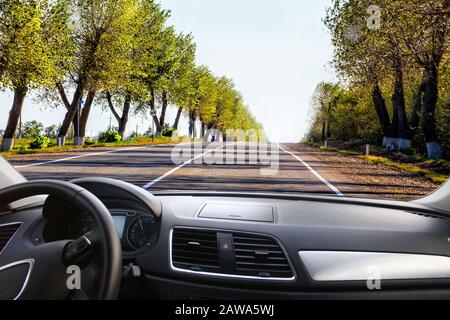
[8,142,440,199]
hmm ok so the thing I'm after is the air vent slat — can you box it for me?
[233,242,280,249]
[0,223,21,254]
[235,248,283,255]
[172,229,219,272]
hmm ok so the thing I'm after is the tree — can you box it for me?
[311,82,343,141]
[105,0,170,139]
[325,0,449,158]
[22,120,44,138]
[0,0,73,151]
[45,124,60,139]
[56,0,140,146]
[184,66,218,138]
[380,0,449,158]
[161,32,196,131]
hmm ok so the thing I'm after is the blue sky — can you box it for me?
[0,0,336,142]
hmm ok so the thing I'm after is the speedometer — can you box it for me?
[127,215,157,249]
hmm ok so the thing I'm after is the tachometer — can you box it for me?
[127,215,157,249]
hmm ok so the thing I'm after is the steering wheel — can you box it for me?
[0,180,122,300]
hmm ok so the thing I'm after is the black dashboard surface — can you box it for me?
[2,184,450,300]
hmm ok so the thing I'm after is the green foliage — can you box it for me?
[0,0,73,89]
[98,131,122,143]
[161,127,177,137]
[84,137,97,146]
[0,0,263,149]
[316,1,449,159]
[23,121,44,138]
[29,135,50,149]
[44,125,59,139]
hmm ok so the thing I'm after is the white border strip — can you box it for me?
[278,144,344,196]
[143,144,227,190]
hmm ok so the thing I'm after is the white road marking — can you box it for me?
[278,144,344,196]
[143,143,227,190]
[13,144,173,169]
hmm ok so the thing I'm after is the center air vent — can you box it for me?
[171,228,220,273]
[233,232,294,279]
[171,228,294,280]
[0,223,21,254]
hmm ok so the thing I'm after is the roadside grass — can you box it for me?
[311,142,449,184]
[319,146,360,156]
[360,155,448,184]
[1,136,186,159]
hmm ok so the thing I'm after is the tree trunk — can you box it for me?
[201,122,206,138]
[422,66,442,159]
[188,111,196,138]
[321,119,326,142]
[372,84,399,150]
[1,86,28,151]
[372,84,391,142]
[150,88,163,135]
[58,84,85,146]
[159,91,168,129]
[72,102,81,145]
[391,57,410,150]
[106,92,121,123]
[76,90,96,145]
[173,107,183,130]
[409,75,426,140]
[118,94,132,139]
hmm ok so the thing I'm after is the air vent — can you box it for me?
[172,228,220,273]
[171,228,295,280]
[233,232,294,278]
[0,223,21,254]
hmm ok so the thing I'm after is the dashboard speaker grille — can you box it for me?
[233,232,294,278]
[172,228,220,272]
[0,223,21,254]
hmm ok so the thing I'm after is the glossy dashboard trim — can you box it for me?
[299,251,450,281]
[169,227,296,282]
[0,259,34,300]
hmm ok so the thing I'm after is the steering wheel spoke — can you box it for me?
[63,234,95,266]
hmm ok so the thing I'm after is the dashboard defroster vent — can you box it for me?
[0,223,21,254]
[171,228,220,273]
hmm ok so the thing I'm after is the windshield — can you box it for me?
[0,0,448,200]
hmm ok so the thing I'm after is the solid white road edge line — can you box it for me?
[278,143,344,196]
[143,143,227,190]
[13,143,183,169]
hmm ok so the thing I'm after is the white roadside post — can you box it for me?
[366,144,370,156]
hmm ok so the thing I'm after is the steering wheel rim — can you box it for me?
[0,180,122,300]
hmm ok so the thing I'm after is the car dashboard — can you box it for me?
[1,178,450,300]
